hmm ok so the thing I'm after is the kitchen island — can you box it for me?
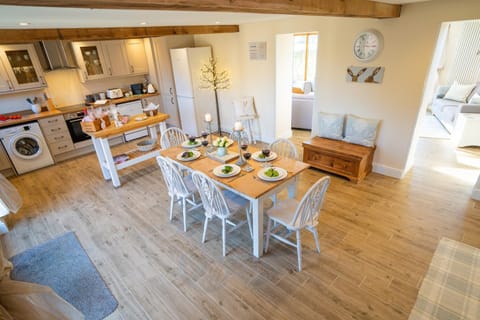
[83,113,169,187]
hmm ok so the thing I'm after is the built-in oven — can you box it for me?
[63,111,92,148]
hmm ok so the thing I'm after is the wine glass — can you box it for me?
[243,151,252,170]
[201,130,208,140]
[261,147,271,167]
[201,139,209,156]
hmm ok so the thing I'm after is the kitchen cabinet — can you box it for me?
[151,35,194,127]
[0,142,14,177]
[72,41,110,81]
[0,44,46,92]
[38,115,75,156]
[125,39,148,75]
[73,40,148,82]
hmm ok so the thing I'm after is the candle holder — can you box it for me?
[206,121,215,153]
[234,129,246,166]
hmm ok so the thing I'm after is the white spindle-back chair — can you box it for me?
[160,127,188,149]
[269,138,298,160]
[157,155,201,232]
[192,171,252,256]
[264,176,330,271]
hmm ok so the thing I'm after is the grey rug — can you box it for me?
[9,232,118,320]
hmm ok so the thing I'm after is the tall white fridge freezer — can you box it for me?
[170,47,216,136]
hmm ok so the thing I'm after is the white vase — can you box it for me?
[217,147,227,157]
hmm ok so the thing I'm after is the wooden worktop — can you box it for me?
[0,92,160,129]
[0,109,63,128]
[83,113,169,139]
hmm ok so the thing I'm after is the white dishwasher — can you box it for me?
[116,100,148,141]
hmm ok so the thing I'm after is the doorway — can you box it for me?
[414,19,480,199]
[274,32,319,139]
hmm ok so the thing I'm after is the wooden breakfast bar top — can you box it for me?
[83,113,169,138]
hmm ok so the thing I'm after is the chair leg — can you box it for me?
[296,230,302,272]
[222,219,226,256]
[312,228,321,253]
[264,217,272,253]
[202,217,209,243]
[182,197,187,232]
[169,195,175,221]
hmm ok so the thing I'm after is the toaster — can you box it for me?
[106,88,123,99]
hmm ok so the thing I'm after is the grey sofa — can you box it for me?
[431,83,480,133]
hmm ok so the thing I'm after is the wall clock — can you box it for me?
[353,29,383,62]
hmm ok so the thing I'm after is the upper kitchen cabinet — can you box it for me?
[0,44,46,92]
[72,41,110,81]
[72,39,148,82]
[124,39,148,75]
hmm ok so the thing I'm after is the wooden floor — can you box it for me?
[2,132,480,320]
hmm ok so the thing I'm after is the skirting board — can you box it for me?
[372,163,405,179]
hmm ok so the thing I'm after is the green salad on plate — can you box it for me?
[264,168,279,177]
[222,165,233,174]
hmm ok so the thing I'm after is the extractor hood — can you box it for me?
[35,40,78,70]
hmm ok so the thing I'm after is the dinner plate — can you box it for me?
[252,151,277,162]
[176,150,201,162]
[213,137,234,148]
[257,167,288,181]
[181,140,202,148]
[213,164,241,178]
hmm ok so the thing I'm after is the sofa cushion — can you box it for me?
[468,92,480,104]
[444,81,476,102]
[318,112,344,140]
[343,114,379,147]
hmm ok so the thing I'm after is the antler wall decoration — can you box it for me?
[200,57,231,136]
[346,66,385,83]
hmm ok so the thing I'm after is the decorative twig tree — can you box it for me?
[200,57,230,136]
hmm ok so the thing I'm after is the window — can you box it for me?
[292,33,318,91]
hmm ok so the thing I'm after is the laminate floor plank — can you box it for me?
[0,134,479,319]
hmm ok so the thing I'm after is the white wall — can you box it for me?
[275,33,293,139]
[197,0,480,178]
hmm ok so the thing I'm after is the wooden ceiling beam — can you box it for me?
[0,25,239,43]
[0,0,401,18]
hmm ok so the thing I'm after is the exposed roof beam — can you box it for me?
[0,25,239,43]
[0,0,401,18]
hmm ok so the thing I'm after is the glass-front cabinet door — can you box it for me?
[0,62,13,93]
[0,44,46,91]
[72,41,109,81]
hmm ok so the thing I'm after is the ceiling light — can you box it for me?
[140,22,147,25]
[19,22,30,26]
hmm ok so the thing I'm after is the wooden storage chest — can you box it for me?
[302,137,375,183]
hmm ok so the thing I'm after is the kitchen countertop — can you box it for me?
[58,92,160,113]
[0,92,160,129]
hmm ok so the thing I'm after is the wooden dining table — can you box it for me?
[160,141,310,258]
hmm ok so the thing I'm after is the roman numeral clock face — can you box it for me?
[353,30,383,62]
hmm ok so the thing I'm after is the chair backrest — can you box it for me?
[156,155,190,197]
[269,138,298,160]
[160,127,187,149]
[291,176,330,228]
[191,171,230,219]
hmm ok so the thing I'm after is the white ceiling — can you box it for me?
[0,1,432,29]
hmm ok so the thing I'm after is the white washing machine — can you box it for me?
[0,122,54,174]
